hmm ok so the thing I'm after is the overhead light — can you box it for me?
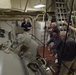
[34,4,45,8]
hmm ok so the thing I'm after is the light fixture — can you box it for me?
[34,0,45,8]
[34,4,45,8]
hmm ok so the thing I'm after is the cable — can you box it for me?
[65,0,75,42]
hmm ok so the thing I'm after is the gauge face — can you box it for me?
[28,63,39,72]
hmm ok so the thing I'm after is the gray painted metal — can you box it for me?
[0,51,24,75]
[0,51,48,75]
[0,32,49,75]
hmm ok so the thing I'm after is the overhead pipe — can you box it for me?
[24,0,29,12]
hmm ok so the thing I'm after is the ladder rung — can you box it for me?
[56,0,64,2]
[61,13,68,14]
[56,2,65,4]
[56,6,66,8]
[56,7,66,10]
[56,7,66,9]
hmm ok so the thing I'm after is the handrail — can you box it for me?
[31,34,45,45]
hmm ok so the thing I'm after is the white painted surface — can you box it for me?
[0,21,16,44]
[0,0,11,9]
[34,21,48,44]
[0,51,24,75]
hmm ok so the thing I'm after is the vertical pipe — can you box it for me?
[43,0,47,58]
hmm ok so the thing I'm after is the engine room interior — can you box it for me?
[0,0,76,75]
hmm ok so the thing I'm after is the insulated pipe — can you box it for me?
[24,0,29,12]
[34,14,45,21]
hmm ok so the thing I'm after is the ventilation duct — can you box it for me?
[0,0,11,9]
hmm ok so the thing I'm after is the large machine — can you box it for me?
[0,31,54,75]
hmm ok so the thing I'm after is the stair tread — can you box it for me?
[56,2,65,4]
